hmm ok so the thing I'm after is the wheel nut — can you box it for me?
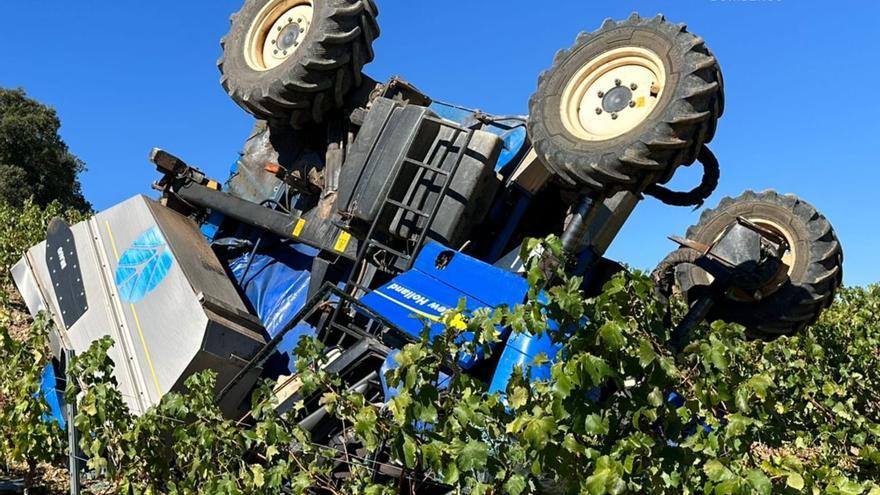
[271,39,276,45]
[274,50,279,55]
[629,101,636,108]
[630,83,638,90]
[597,91,604,98]
[614,79,622,86]
[611,113,619,120]
[283,50,288,56]
[595,108,602,115]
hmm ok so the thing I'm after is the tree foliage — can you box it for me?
[0,87,90,212]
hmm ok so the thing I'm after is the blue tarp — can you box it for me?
[227,241,318,377]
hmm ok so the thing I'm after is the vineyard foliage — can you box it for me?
[0,206,878,494]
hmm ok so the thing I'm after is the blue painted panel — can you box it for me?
[489,330,562,394]
[361,243,529,369]
[363,243,528,337]
[39,362,66,430]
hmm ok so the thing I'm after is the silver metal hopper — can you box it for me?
[12,195,265,417]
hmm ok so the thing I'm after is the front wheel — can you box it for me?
[219,0,380,127]
[673,190,843,338]
[527,13,724,194]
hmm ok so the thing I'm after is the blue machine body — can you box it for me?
[360,243,528,341]
[360,242,565,399]
[39,361,66,430]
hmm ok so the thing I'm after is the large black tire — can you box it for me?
[677,190,843,338]
[219,0,379,128]
[528,13,723,193]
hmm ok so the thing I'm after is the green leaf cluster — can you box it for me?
[2,236,880,494]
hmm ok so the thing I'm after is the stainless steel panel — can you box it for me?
[12,195,265,417]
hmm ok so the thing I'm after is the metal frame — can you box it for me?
[215,282,412,405]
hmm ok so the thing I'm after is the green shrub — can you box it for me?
[0,316,65,488]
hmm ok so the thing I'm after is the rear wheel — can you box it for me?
[219,0,379,127]
[675,190,843,338]
[528,13,723,194]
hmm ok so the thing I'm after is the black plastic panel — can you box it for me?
[45,218,88,329]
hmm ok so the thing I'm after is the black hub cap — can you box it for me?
[601,86,633,113]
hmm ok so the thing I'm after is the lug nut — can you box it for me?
[595,108,603,115]
[630,83,638,90]
[597,91,604,98]
[614,79,622,86]
[271,39,276,44]
[274,50,279,55]
[629,101,637,108]
[611,113,619,119]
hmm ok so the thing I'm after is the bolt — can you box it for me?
[615,78,622,86]
[597,91,604,98]
[278,26,283,31]
[629,101,637,108]
[595,108,603,115]
[283,50,288,56]
[630,83,638,90]
[271,39,276,44]
[298,17,303,23]
[274,49,279,55]
[288,17,293,23]
[611,113,619,120]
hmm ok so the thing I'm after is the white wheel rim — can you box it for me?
[245,0,314,71]
[560,47,666,141]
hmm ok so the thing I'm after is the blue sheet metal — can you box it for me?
[361,242,529,379]
[39,362,66,430]
[361,243,528,341]
[228,241,318,377]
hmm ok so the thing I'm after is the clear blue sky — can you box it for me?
[1,1,877,285]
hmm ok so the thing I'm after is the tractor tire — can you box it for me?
[676,190,843,338]
[528,13,723,194]
[219,0,379,128]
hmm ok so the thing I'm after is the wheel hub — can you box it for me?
[601,85,633,113]
[560,47,666,141]
[244,0,314,71]
[277,23,302,51]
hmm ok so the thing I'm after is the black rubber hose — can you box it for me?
[651,247,703,330]
[652,248,702,299]
[645,145,720,208]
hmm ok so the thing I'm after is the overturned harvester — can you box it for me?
[13,0,842,487]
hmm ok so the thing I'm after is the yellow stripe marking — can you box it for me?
[292,219,306,237]
[105,221,163,398]
[334,230,352,253]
